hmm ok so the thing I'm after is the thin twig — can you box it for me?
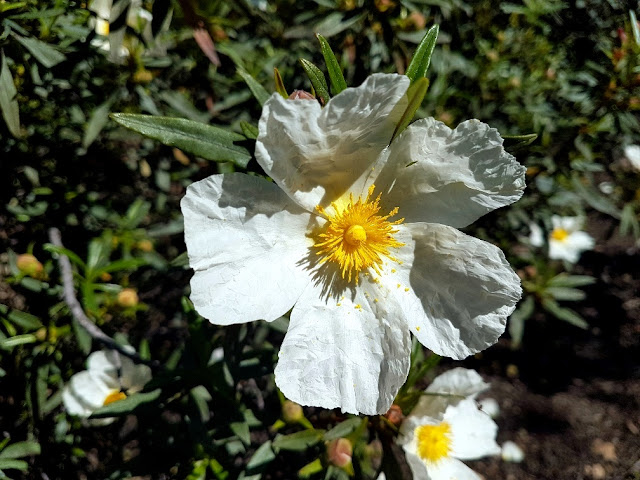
[48,227,159,369]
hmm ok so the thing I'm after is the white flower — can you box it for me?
[547,216,594,263]
[62,350,151,422]
[181,73,525,415]
[399,368,501,480]
[501,440,525,463]
[478,397,500,418]
[624,144,640,171]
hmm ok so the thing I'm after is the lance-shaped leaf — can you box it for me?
[238,68,270,106]
[0,51,21,138]
[274,67,288,98]
[111,114,251,167]
[317,34,347,95]
[90,389,162,418]
[502,133,538,153]
[391,77,429,142]
[405,24,439,83]
[300,58,330,106]
[12,33,65,68]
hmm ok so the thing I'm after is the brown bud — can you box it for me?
[117,288,139,308]
[327,438,353,469]
[288,90,315,101]
[384,404,404,426]
[16,254,44,279]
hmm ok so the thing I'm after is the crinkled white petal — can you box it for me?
[425,457,483,480]
[255,73,409,212]
[370,118,526,228]
[275,278,411,415]
[383,224,521,360]
[119,356,152,393]
[181,173,314,324]
[445,398,501,460]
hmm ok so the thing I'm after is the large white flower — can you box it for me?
[530,215,594,263]
[63,350,151,422]
[398,368,500,480]
[181,73,525,415]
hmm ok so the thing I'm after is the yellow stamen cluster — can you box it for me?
[415,422,452,463]
[550,228,569,242]
[103,390,127,406]
[314,185,404,283]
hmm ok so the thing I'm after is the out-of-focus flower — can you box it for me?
[399,368,500,479]
[117,288,139,308]
[16,253,44,279]
[478,397,500,419]
[530,216,594,263]
[182,73,525,415]
[624,144,640,171]
[62,350,151,423]
[501,440,525,463]
[282,400,304,424]
[327,438,353,471]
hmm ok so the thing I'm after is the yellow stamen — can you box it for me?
[103,390,127,406]
[314,185,404,283]
[415,422,452,463]
[550,228,569,242]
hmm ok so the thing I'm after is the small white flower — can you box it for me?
[501,440,525,463]
[547,216,595,263]
[624,144,640,171]
[182,74,525,415]
[62,350,151,422]
[478,397,500,418]
[399,368,501,480]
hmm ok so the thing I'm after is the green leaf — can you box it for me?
[230,422,250,446]
[90,389,162,418]
[12,33,65,68]
[0,2,26,13]
[547,273,596,288]
[571,175,620,219]
[83,96,114,148]
[0,441,40,459]
[0,51,21,138]
[246,441,275,472]
[298,458,323,479]
[239,121,259,140]
[300,59,329,106]
[273,68,288,98]
[317,34,347,95]
[508,295,534,348]
[0,334,37,350]
[405,24,439,83]
[111,114,251,168]
[541,299,588,329]
[546,287,586,301]
[620,203,640,239]
[237,68,270,106]
[630,10,640,47]
[391,77,429,142]
[502,133,538,153]
[323,417,364,441]
[272,430,325,452]
[0,305,41,330]
[0,458,28,471]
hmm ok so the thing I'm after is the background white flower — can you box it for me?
[62,350,151,422]
[182,73,525,415]
[399,368,501,480]
[501,440,525,463]
[624,144,640,171]
[530,216,595,263]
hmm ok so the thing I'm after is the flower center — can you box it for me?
[314,185,404,284]
[103,390,127,406]
[415,422,452,463]
[550,228,569,242]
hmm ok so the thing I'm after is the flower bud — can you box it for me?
[384,404,404,426]
[16,254,44,278]
[136,239,154,252]
[288,90,315,101]
[117,288,139,308]
[282,400,304,423]
[327,438,353,469]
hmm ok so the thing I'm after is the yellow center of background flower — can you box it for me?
[550,228,569,242]
[314,185,404,283]
[103,390,127,406]
[415,422,452,463]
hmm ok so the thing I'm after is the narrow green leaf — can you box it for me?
[405,24,439,83]
[91,389,162,418]
[273,68,288,98]
[0,51,21,138]
[111,114,251,168]
[0,441,40,459]
[0,2,26,13]
[547,273,596,288]
[230,422,251,446]
[298,458,323,479]
[391,77,429,142]
[323,417,364,441]
[12,33,65,68]
[0,334,37,350]
[300,59,330,106]
[502,133,538,153]
[508,295,534,348]
[239,121,259,140]
[317,34,347,95]
[237,68,270,106]
[620,203,640,238]
[272,430,325,452]
[246,441,275,471]
[83,97,114,148]
[541,299,588,329]
[0,458,28,471]
[546,287,586,302]
[630,10,640,47]
[571,175,621,219]
[0,305,41,330]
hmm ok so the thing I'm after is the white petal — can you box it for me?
[274,278,411,415]
[446,398,501,460]
[87,350,119,376]
[528,223,544,247]
[625,144,640,170]
[404,449,434,480]
[62,385,93,417]
[426,368,489,398]
[566,231,595,251]
[548,239,579,263]
[119,356,152,393]
[385,224,521,360]
[66,371,113,410]
[181,173,314,324]
[427,458,482,480]
[256,74,410,212]
[501,441,525,462]
[478,397,500,418]
[372,118,526,228]
[551,215,582,232]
